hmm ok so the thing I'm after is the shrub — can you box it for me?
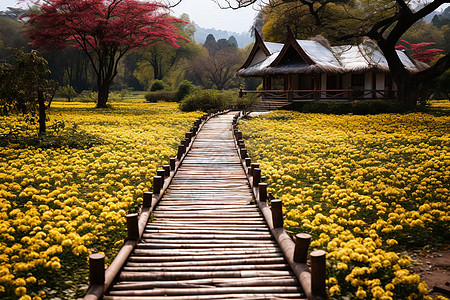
[149,79,167,92]
[175,80,195,102]
[145,91,177,102]
[56,85,77,101]
[180,90,228,112]
[352,99,404,114]
[302,101,330,113]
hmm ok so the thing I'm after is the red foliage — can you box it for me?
[395,40,443,64]
[24,0,188,52]
[23,0,188,107]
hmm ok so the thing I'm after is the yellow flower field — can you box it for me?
[239,109,449,299]
[0,101,202,299]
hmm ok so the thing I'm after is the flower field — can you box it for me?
[239,109,449,299]
[0,101,202,299]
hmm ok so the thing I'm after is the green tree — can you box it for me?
[57,85,77,102]
[0,50,56,134]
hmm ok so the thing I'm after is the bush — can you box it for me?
[149,79,167,92]
[180,90,229,112]
[175,80,195,102]
[56,85,77,101]
[352,99,404,114]
[145,91,177,102]
[302,101,330,113]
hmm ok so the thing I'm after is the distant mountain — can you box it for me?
[194,25,253,48]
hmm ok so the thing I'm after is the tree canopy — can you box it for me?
[25,0,188,108]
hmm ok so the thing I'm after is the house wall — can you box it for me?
[321,74,327,98]
[364,73,372,98]
[342,74,351,89]
[376,73,385,97]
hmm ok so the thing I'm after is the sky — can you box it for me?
[0,0,259,33]
[1,0,449,34]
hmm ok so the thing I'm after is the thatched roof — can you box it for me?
[236,33,429,77]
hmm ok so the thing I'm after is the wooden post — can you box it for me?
[259,183,267,202]
[180,140,186,147]
[163,165,170,177]
[126,213,139,241]
[271,199,283,228]
[236,131,243,140]
[311,250,327,298]
[250,163,260,177]
[153,176,162,195]
[170,158,176,170]
[185,138,190,147]
[177,144,185,160]
[143,192,152,208]
[240,148,248,159]
[260,176,266,183]
[294,233,312,263]
[89,253,105,286]
[245,157,251,167]
[253,168,261,187]
[185,132,192,144]
[157,169,165,181]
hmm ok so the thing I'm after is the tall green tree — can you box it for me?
[0,50,56,134]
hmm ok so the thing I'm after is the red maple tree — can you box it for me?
[395,40,444,64]
[24,0,188,107]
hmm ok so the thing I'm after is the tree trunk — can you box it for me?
[395,75,422,108]
[97,79,110,108]
[38,91,46,134]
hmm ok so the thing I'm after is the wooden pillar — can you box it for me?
[170,158,176,170]
[177,144,185,160]
[126,213,139,240]
[153,176,162,195]
[240,148,248,159]
[236,131,243,140]
[271,199,283,228]
[294,233,311,263]
[259,183,267,202]
[143,191,152,208]
[253,168,261,187]
[89,253,105,286]
[250,163,260,177]
[245,158,251,167]
[311,249,327,298]
[157,169,165,181]
[163,165,170,177]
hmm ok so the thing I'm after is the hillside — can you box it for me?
[194,24,253,48]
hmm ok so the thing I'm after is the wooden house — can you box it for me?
[236,30,428,103]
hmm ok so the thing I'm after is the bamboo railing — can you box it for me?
[232,112,328,300]
[84,110,328,300]
[84,110,230,300]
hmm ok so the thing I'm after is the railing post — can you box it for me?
[250,163,260,177]
[163,165,170,177]
[259,182,267,202]
[157,169,165,181]
[236,131,243,140]
[89,253,105,286]
[294,233,312,263]
[311,249,327,299]
[240,148,247,159]
[271,199,283,228]
[143,191,152,208]
[126,213,139,241]
[170,158,176,170]
[153,176,162,195]
[177,144,185,160]
[253,168,261,187]
[245,157,251,167]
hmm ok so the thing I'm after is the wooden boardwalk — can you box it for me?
[103,113,306,299]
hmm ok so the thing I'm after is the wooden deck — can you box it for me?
[102,113,306,299]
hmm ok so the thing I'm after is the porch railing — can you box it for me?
[239,89,397,101]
